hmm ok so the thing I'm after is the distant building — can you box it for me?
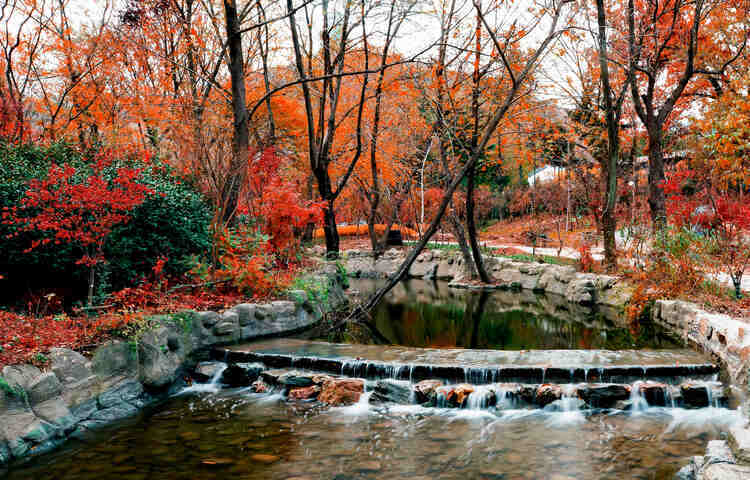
[528,165,566,186]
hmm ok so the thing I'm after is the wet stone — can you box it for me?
[680,383,710,408]
[576,384,629,408]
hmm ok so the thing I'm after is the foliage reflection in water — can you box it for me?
[4,388,741,480]
[345,279,682,350]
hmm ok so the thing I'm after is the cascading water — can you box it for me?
[629,381,649,412]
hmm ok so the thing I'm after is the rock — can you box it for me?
[318,378,364,406]
[48,348,92,383]
[681,383,710,408]
[703,440,735,466]
[566,277,596,304]
[413,380,443,405]
[312,374,334,385]
[222,363,263,387]
[98,379,144,409]
[232,304,257,326]
[639,382,669,406]
[138,324,188,389]
[197,311,220,328]
[728,424,750,464]
[370,379,412,404]
[251,380,269,393]
[288,386,321,400]
[27,372,62,405]
[31,398,74,430]
[278,372,315,389]
[250,454,280,464]
[213,311,239,337]
[91,341,135,376]
[2,364,41,393]
[576,384,629,408]
[437,384,474,407]
[535,384,562,407]
[674,463,696,480]
[193,362,227,383]
[699,463,750,480]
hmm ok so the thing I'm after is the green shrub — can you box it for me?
[0,141,212,304]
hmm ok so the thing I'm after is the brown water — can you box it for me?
[5,387,741,480]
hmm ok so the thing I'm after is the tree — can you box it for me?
[2,154,154,305]
[626,0,747,227]
[352,0,572,318]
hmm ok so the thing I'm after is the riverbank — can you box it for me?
[0,271,347,466]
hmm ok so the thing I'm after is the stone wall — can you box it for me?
[343,249,632,312]
[652,300,750,386]
[0,273,346,467]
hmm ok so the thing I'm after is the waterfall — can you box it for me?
[629,381,648,412]
[465,385,494,410]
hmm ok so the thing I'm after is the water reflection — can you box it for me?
[349,279,681,350]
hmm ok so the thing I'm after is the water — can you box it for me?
[4,387,741,480]
[346,279,682,350]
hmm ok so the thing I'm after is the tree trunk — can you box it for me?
[223,0,249,225]
[466,164,490,281]
[448,212,477,279]
[322,200,340,258]
[647,129,666,229]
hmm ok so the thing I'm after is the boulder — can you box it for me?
[197,311,220,328]
[48,348,92,383]
[221,363,263,387]
[138,324,190,389]
[576,384,629,408]
[193,362,227,383]
[288,386,321,401]
[437,384,474,407]
[638,382,668,406]
[370,380,412,404]
[91,340,136,377]
[318,378,364,406]
[2,364,41,393]
[681,383,710,408]
[26,372,62,405]
[535,384,562,407]
[413,380,443,405]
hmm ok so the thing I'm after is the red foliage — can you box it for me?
[0,95,26,142]
[240,148,323,261]
[2,153,155,266]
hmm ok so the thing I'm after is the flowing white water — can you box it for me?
[178,363,228,394]
[629,381,649,413]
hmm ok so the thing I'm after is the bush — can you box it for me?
[0,141,211,305]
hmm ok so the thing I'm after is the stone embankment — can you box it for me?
[0,272,346,466]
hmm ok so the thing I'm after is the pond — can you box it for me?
[3,280,741,480]
[344,278,682,350]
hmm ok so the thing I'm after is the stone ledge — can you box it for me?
[0,271,346,466]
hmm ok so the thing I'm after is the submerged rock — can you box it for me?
[318,379,364,406]
[437,384,474,407]
[193,362,227,383]
[576,384,629,408]
[251,380,270,393]
[535,384,562,407]
[221,363,263,387]
[680,383,709,408]
[413,380,443,405]
[370,380,412,404]
[639,382,669,406]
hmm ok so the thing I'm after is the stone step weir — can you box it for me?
[193,362,728,410]
[213,339,719,385]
